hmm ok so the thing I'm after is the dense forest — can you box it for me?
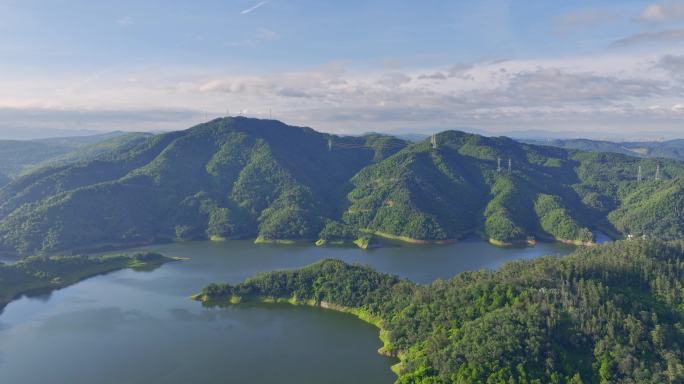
[198,239,684,384]
[0,131,150,178]
[0,251,173,309]
[0,117,683,255]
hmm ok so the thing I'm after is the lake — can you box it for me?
[0,239,575,384]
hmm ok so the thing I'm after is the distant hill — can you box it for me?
[0,117,683,256]
[0,132,151,178]
[523,138,684,162]
[0,127,105,140]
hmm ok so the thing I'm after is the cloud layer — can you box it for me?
[1,50,682,137]
[637,1,684,22]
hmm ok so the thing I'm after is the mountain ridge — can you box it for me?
[0,117,682,255]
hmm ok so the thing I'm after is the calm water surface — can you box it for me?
[0,239,575,384]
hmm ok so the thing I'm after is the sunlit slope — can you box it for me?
[337,131,684,244]
[0,117,683,255]
[0,117,403,254]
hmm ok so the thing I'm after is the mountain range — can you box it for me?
[524,138,684,162]
[0,117,683,256]
[0,131,152,182]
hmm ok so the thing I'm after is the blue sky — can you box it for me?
[1,0,684,138]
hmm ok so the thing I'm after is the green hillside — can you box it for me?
[0,140,76,177]
[338,131,684,245]
[0,132,151,178]
[0,118,403,255]
[197,239,684,384]
[0,173,8,187]
[0,117,683,255]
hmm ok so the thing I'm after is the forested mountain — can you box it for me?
[0,173,8,188]
[524,138,684,162]
[0,139,76,177]
[0,131,151,178]
[0,118,404,255]
[330,131,684,246]
[0,117,683,256]
[198,239,684,384]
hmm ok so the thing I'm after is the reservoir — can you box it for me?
[0,239,574,384]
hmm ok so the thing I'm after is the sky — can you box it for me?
[1,0,683,139]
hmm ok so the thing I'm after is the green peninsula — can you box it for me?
[196,239,684,383]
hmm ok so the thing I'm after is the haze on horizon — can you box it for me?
[1,0,683,139]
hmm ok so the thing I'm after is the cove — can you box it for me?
[0,239,575,384]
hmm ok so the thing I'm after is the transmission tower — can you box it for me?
[431,134,437,150]
[269,108,272,119]
[508,158,512,175]
[655,163,661,181]
[637,165,642,182]
[328,138,332,152]
[497,157,501,173]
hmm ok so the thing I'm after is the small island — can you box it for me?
[0,252,177,309]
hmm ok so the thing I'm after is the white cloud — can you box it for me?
[654,54,684,77]
[256,27,279,41]
[610,27,684,47]
[1,52,683,135]
[240,1,269,15]
[636,1,684,22]
[116,16,133,25]
[418,72,447,80]
[555,9,621,32]
[228,27,280,47]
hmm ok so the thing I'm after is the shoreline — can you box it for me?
[0,229,613,259]
[193,293,405,376]
[0,254,180,311]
